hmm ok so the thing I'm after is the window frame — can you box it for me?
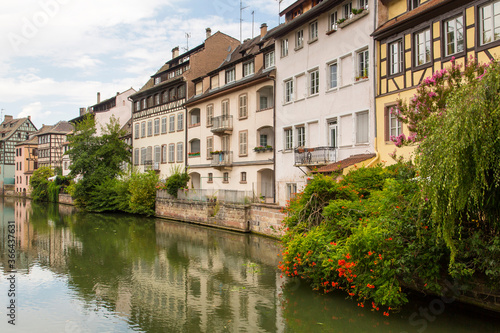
[355,111,369,144]
[343,2,352,19]
[309,69,319,95]
[168,144,175,163]
[329,11,338,31]
[223,172,229,183]
[169,115,175,132]
[243,61,254,77]
[134,123,140,139]
[238,94,248,119]
[141,122,146,138]
[264,51,275,68]
[329,61,338,89]
[357,48,369,79]
[444,15,465,56]
[206,104,214,127]
[239,130,248,156]
[176,142,183,162]
[296,29,304,49]
[147,120,153,137]
[281,38,289,57]
[154,118,160,135]
[389,39,404,75]
[284,79,294,103]
[161,117,167,134]
[284,128,293,150]
[309,21,318,42]
[240,172,247,183]
[177,112,184,131]
[206,136,213,160]
[414,28,431,67]
[297,126,305,148]
[225,67,236,84]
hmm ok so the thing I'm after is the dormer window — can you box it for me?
[154,77,161,85]
[225,68,236,84]
[243,61,254,77]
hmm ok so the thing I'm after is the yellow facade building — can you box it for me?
[372,0,500,164]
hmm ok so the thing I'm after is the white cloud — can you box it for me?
[17,101,52,124]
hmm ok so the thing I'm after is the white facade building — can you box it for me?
[266,0,376,206]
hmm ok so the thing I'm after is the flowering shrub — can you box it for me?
[394,56,487,146]
[280,163,446,313]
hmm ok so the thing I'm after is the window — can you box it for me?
[281,39,289,57]
[190,139,200,154]
[222,99,230,117]
[178,85,186,98]
[163,91,168,103]
[358,0,368,9]
[208,173,213,182]
[147,120,152,136]
[135,101,140,111]
[155,94,160,105]
[296,30,304,49]
[206,137,213,159]
[141,122,146,138]
[389,40,403,75]
[388,106,402,139]
[146,146,152,163]
[134,123,139,139]
[243,62,254,77]
[154,146,161,165]
[260,134,268,147]
[329,62,338,89]
[162,145,167,163]
[177,142,183,162]
[297,127,305,147]
[177,112,184,131]
[285,128,293,150]
[169,115,175,132]
[445,16,464,55]
[154,77,161,85]
[169,88,176,100]
[239,94,247,119]
[310,69,319,95]
[343,2,352,18]
[168,144,175,162]
[207,104,213,126]
[357,49,369,78]
[141,147,146,165]
[408,0,419,10]
[480,2,500,45]
[225,68,235,84]
[286,183,297,201]
[239,131,248,156]
[329,11,338,31]
[241,172,247,182]
[285,79,294,103]
[161,117,167,133]
[264,51,275,68]
[223,172,229,183]
[154,118,160,135]
[356,111,369,144]
[309,21,318,41]
[142,99,147,109]
[415,29,431,66]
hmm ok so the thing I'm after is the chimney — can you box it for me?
[97,92,101,103]
[79,107,86,116]
[4,115,13,121]
[260,23,268,38]
[172,46,179,59]
[206,27,212,39]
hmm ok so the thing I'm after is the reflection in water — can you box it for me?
[0,198,499,333]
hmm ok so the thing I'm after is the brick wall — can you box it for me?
[156,198,286,238]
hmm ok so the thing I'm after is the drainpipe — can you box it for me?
[367,0,380,168]
[272,72,276,204]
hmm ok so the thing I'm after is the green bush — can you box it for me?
[129,170,159,216]
[30,166,54,202]
[280,163,447,314]
[164,167,190,198]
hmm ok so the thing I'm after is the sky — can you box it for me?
[0,0,294,129]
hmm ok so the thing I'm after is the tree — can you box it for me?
[29,166,54,202]
[417,59,500,280]
[67,113,131,208]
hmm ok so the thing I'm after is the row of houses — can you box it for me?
[5,0,500,205]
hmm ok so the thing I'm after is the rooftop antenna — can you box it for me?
[277,0,284,24]
[252,10,255,38]
[182,32,191,52]
[240,0,249,42]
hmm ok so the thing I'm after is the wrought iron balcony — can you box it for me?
[211,115,233,134]
[210,151,233,168]
[294,146,337,166]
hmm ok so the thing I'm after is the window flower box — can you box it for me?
[188,152,200,157]
[338,8,369,29]
[254,146,273,153]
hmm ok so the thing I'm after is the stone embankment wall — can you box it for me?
[58,193,75,205]
[156,199,285,238]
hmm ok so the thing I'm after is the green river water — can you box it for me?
[0,198,499,333]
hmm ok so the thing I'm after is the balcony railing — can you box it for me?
[211,115,233,134]
[294,146,337,166]
[210,151,233,168]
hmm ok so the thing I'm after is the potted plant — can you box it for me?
[265,145,273,152]
[254,146,265,152]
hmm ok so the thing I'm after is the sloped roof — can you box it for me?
[36,121,73,135]
[16,135,39,146]
[372,0,457,39]
[313,153,376,173]
[0,117,32,142]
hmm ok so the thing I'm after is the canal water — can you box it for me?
[0,198,499,333]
